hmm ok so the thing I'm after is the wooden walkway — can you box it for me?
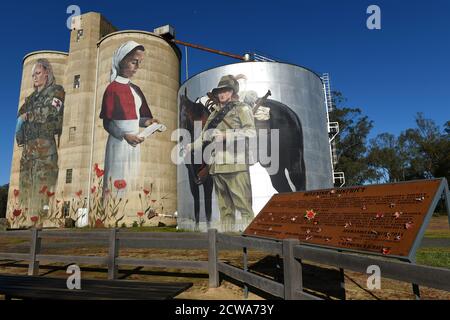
[0,274,192,300]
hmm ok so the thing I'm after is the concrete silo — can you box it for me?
[177,61,333,232]
[8,51,68,227]
[90,30,181,226]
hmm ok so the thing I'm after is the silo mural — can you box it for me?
[90,31,180,228]
[7,12,181,229]
[177,62,333,232]
[9,52,67,228]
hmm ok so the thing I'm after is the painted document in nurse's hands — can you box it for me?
[137,123,167,138]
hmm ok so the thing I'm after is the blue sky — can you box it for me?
[0,0,449,184]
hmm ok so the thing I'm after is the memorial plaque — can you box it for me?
[243,179,449,259]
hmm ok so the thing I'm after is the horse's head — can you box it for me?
[179,87,210,130]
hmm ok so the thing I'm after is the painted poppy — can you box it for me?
[13,209,22,217]
[304,209,317,221]
[405,222,414,230]
[95,168,104,178]
[13,189,19,197]
[30,216,39,222]
[393,212,402,219]
[39,185,48,194]
[376,213,384,219]
[113,180,127,190]
[95,219,104,228]
[137,211,144,217]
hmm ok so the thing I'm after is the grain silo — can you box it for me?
[177,62,333,232]
[8,51,68,228]
[90,30,180,226]
[7,12,180,228]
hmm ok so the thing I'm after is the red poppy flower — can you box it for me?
[304,209,317,221]
[95,168,104,178]
[13,209,22,217]
[405,221,414,230]
[95,219,104,228]
[393,212,402,219]
[151,199,157,203]
[46,191,55,197]
[13,189,19,197]
[137,211,144,217]
[376,212,384,219]
[94,163,99,171]
[30,216,39,222]
[382,248,390,255]
[91,186,97,194]
[39,185,48,194]
[114,179,127,190]
[75,190,83,198]
[143,189,150,195]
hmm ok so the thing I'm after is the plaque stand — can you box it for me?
[243,178,450,300]
[403,182,450,300]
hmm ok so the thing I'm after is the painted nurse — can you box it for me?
[100,41,159,196]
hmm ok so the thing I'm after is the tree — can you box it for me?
[329,91,377,185]
[367,133,408,183]
[401,113,450,182]
[367,113,450,183]
[0,184,8,218]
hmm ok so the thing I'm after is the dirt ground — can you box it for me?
[0,216,449,300]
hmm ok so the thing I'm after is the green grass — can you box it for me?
[424,231,450,239]
[416,247,450,269]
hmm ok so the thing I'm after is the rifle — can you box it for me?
[192,90,272,185]
[252,90,271,114]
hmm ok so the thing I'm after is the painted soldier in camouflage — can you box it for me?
[189,75,256,232]
[16,59,65,216]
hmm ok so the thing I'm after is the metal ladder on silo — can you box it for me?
[322,73,345,187]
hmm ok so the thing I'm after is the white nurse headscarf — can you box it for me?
[110,40,143,83]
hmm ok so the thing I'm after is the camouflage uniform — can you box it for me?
[191,76,256,231]
[16,84,65,215]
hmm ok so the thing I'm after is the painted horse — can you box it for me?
[179,89,306,227]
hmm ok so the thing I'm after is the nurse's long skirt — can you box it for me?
[103,118,140,198]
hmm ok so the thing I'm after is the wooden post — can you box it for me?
[243,246,248,299]
[107,228,119,280]
[282,238,301,300]
[208,229,219,288]
[28,228,41,276]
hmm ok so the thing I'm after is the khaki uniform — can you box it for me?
[191,100,256,231]
[16,84,65,215]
